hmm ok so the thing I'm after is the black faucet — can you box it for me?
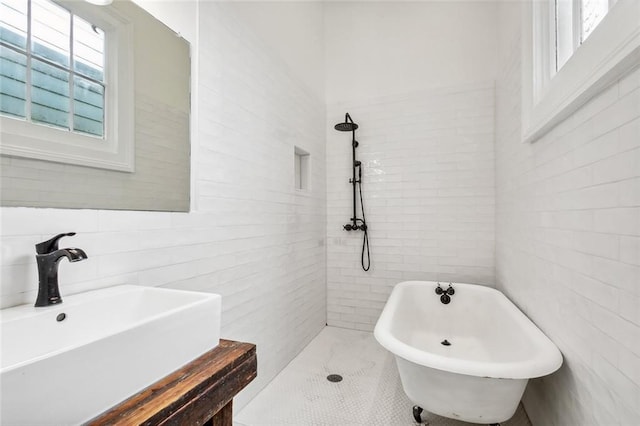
[35,233,88,307]
[435,282,455,304]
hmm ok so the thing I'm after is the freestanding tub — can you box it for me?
[374,281,562,425]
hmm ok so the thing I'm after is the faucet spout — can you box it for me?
[35,247,87,307]
[51,248,87,263]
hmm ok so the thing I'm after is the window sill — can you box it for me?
[522,0,640,143]
[1,116,134,172]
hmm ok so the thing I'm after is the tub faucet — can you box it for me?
[35,233,88,307]
[435,282,455,304]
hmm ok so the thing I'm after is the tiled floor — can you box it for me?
[235,327,532,426]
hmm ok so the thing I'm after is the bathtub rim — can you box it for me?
[373,280,563,380]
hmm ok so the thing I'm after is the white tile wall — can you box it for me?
[496,4,640,424]
[0,2,326,409]
[326,84,496,331]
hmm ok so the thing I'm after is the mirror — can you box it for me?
[0,0,191,212]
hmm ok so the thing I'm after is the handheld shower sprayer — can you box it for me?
[334,113,371,272]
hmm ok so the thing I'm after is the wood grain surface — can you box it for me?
[88,339,257,426]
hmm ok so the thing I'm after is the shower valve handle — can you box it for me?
[436,283,455,297]
[344,223,367,231]
[344,223,366,231]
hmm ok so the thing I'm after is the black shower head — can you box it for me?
[334,122,358,132]
[334,113,358,132]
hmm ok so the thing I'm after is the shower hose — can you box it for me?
[358,169,370,272]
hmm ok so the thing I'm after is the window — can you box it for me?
[555,0,617,72]
[1,0,106,136]
[0,0,134,172]
[522,0,639,143]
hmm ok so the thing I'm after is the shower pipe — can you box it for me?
[334,113,370,272]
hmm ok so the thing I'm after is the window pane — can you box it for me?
[31,58,69,129]
[582,0,608,41]
[31,0,70,68]
[0,45,27,118]
[73,15,104,82]
[556,0,574,71]
[2,0,110,138]
[73,76,104,137]
[0,0,28,51]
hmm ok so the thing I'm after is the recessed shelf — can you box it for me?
[294,146,310,191]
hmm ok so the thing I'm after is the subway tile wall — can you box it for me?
[496,4,640,425]
[326,84,496,331]
[0,2,326,409]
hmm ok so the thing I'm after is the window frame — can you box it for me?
[0,0,134,172]
[521,0,640,143]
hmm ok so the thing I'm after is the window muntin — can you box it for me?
[0,0,105,138]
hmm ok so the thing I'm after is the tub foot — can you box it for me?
[489,424,501,426]
[412,405,423,423]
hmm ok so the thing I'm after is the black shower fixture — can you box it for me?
[334,115,358,132]
[334,113,370,272]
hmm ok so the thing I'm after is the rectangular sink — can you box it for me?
[1,285,221,425]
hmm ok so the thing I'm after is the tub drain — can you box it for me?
[326,374,343,382]
[441,339,451,346]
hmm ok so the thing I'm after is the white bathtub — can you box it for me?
[374,281,562,425]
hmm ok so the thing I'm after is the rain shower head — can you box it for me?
[334,113,358,132]
[334,122,358,131]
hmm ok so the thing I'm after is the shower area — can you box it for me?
[324,1,498,332]
[326,84,496,331]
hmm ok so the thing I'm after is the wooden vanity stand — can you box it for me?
[89,340,257,426]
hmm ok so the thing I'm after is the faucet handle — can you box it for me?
[35,232,77,254]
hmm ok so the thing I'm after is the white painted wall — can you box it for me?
[225,1,325,101]
[0,0,326,410]
[496,2,640,425]
[324,1,498,103]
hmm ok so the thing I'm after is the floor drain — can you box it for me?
[326,374,343,382]
[441,339,451,346]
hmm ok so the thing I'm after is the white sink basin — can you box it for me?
[1,285,221,425]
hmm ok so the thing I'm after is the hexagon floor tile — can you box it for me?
[235,327,532,426]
